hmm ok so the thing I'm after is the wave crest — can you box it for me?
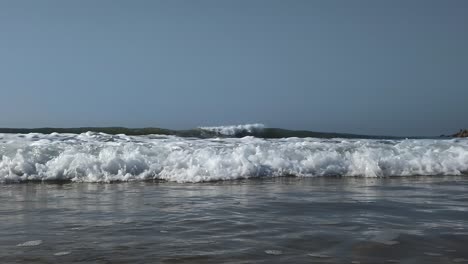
[198,124,265,136]
[1,133,467,183]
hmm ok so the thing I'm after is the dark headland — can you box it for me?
[453,129,468,138]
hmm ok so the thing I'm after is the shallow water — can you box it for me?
[1,177,468,263]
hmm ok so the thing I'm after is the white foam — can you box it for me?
[199,123,265,135]
[1,133,467,183]
[17,240,43,247]
[265,250,283,255]
[54,251,71,256]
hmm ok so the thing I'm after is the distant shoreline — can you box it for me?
[0,126,420,139]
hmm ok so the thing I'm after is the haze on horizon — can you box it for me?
[0,0,467,137]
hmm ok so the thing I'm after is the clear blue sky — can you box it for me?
[1,0,467,136]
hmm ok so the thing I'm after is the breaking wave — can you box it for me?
[198,123,265,136]
[1,132,467,183]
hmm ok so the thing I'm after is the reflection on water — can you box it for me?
[1,177,468,263]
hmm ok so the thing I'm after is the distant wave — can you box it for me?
[198,123,265,136]
[1,132,467,183]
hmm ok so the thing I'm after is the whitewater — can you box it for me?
[1,130,467,183]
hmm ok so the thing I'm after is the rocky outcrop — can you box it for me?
[453,129,468,138]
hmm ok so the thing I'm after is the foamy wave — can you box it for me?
[0,132,467,183]
[198,123,265,136]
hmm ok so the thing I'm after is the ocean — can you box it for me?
[1,125,468,263]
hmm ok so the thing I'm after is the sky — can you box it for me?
[0,0,467,136]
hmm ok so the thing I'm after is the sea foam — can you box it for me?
[0,132,467,183]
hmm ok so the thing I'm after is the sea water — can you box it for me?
[1,131,468,263]
[1,178,468,263]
